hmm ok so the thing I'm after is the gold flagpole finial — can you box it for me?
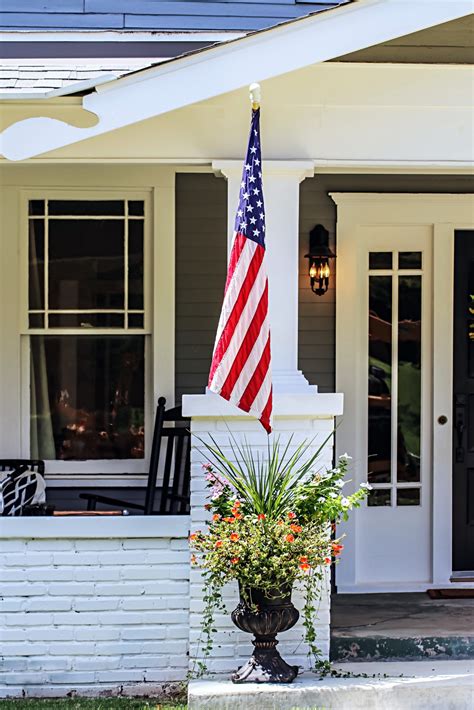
[249,83,261,110]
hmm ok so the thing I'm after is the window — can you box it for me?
[27,198,148,462]
[367,251,423,506]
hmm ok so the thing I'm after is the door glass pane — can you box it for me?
[396,488,420,506]
[368,275,392,483]
[399,252,422,270]
[30,336,144,460]
[48,219,125,310]
[367,489,391,507]
[397,276,421,482]
[369,252,392,270]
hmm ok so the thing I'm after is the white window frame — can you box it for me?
[20,188,153,476]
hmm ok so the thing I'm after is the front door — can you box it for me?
[453,230,474,571]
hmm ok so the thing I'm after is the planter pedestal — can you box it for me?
[231,589,300,683]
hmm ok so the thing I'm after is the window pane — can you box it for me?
[368,276,392,484]
[30,336,144,460]
[48,314,124,328]
[128,220,144,310]
[128,314,144,328]
[397,488,420,506]
[29,313,44,328]
[48,200,124,216]
[128,201,144,216]
[29,220,45,310]
[368,489,391,507]
[399,252,422,270]
[29,200,45,216]
[397,276,421,482]
[369,252,392,270]
[48,219,125,310]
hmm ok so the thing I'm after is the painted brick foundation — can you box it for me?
[0,518,189,698]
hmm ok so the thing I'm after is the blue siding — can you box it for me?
[0,0,341,32]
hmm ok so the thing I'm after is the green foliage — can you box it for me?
[189,437,370,676]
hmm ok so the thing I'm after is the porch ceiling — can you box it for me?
[0,0,472,162]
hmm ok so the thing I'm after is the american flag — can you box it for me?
[208,107,272,433]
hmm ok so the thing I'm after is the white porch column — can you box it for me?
[213,160,315,394]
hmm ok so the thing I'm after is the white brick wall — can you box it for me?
[185,404,336,677]
[0,520,190,698]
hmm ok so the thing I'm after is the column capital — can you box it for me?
[212,159,314,182]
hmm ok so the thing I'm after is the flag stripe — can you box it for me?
[208,235,256,383]
[220,281,268,401]
[209,243,265,392]
[238,334,271,413]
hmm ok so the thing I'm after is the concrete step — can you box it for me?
[188,660,474,709]
[330,634,474,662]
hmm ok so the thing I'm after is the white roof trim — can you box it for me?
[1,0,472,162]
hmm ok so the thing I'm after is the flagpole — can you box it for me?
[249,82,261,110]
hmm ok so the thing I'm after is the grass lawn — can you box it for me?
[0,701,186,710]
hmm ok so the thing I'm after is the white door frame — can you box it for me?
[333,193,474,592]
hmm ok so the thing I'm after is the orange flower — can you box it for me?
[324,557,331,565]
[231,557,239,564]
[300,563,310,571]
[230,533,239,542]
[189,533,197,542]
[277,520,284,526]
[223,517,235,523]
[233,513,243,520]
[257,514,265,521]
[204,504,212,511]
[285,534,295,543]
[191,554,198,565]
[213,514,221,521]
[215,540,223,548]
[290,524,302,534]
[332,543,344,556]
[299,556,309,564]
[233,501,241,508]
[287,512,296,520]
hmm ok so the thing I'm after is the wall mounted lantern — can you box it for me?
[305,224,336,296]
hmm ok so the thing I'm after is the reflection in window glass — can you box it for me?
[397,276,421,482]
[369,252,392,270]
[30,336,144,461]
[368,276,392,484]
[48,200,125,216]
[128,220,144,310]
[368,489,391,507]
[29,221,45,311]
[397,488,421,506]
[48,219,125,311]
[399,252,422,270]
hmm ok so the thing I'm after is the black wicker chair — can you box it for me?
[79,397,190,515]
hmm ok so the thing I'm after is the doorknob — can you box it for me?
[455,394,466,464]
[438,415,448,425]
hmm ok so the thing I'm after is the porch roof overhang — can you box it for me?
[1,0,472,162]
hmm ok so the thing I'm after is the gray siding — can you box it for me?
[175,173,227,403]
[0,0,340,31]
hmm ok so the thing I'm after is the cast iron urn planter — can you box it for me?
[230,584,299,683]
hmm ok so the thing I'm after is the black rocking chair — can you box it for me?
[79,397,191,515]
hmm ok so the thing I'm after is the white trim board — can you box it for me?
[334,193,474,593]
[1,0,472,160]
